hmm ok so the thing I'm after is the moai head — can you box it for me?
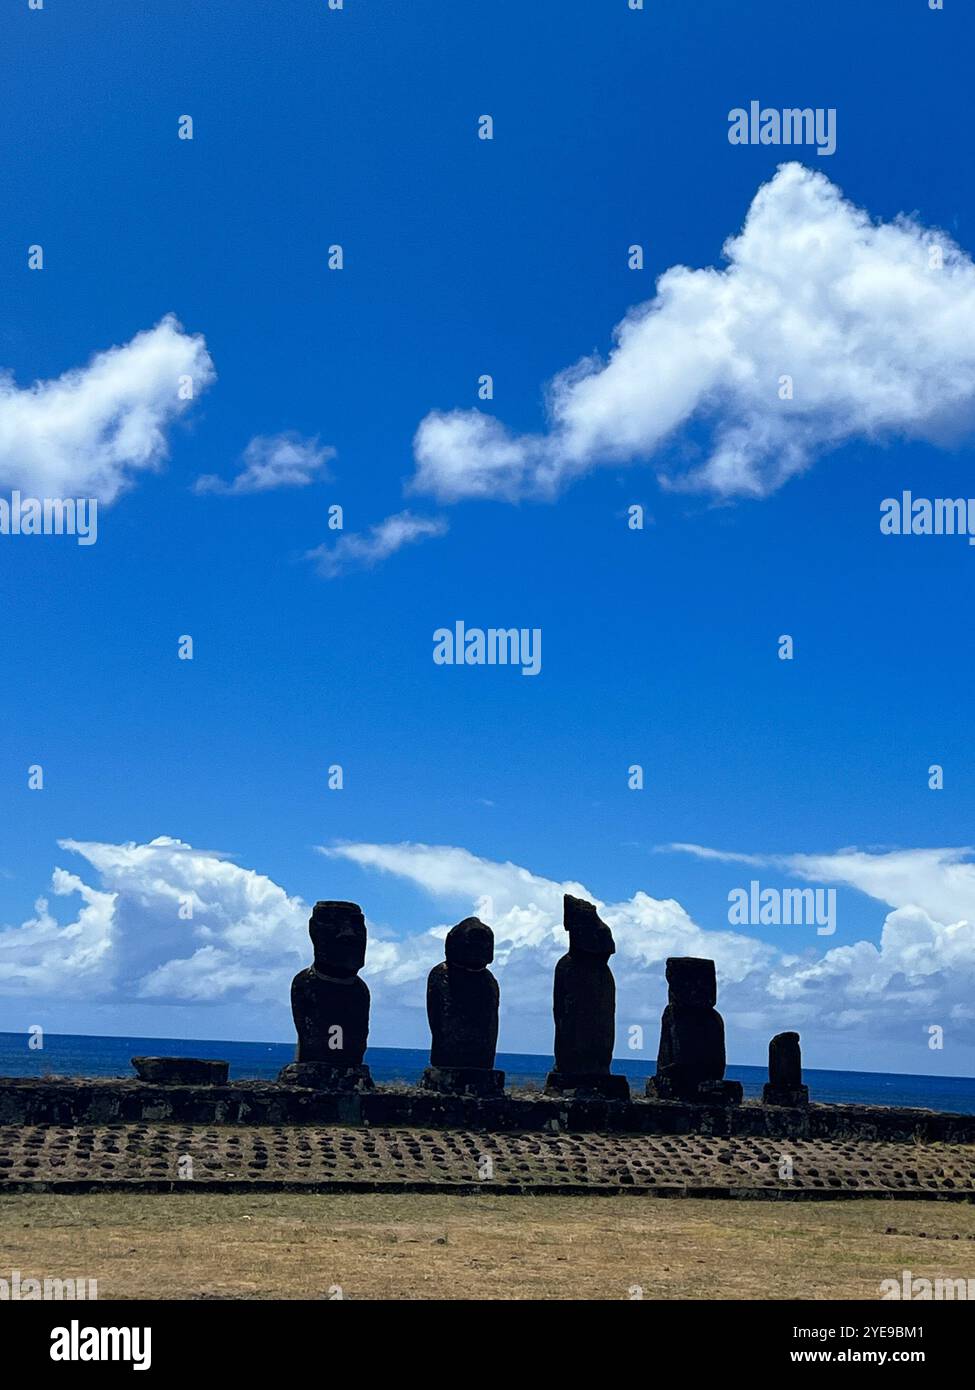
[665,957,717,1008]
[309,901,367,978]
[564,894,615,960]
[444,917,494,969]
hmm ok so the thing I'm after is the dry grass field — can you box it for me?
[2,1191,975,1299]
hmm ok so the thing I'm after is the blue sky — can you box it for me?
[2,0,975,1077]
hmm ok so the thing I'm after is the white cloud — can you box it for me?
[783,846,975,926]
[59,835,307,1004]
[307,509,448,578]
[411,163,975,503]
[768,847,975,1009]
[0,315,214,504]
[138,947,286,1003]
[412,411,547,504]
[0,870,116,993]
[658,842,770,867]
[667,841,975,1027]
[667,841,975,926]
[194,431,335,495]
[768,905,975,1008]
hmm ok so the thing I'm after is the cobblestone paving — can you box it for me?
[0,1125,973,1195]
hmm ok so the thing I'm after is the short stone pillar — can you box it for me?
[278,900,373,1090]
[421,917,504,1097]
[762,1031,809,1106]
[646,957,742,1104]
[131,1057,228,1085]
[545,895,629,1100]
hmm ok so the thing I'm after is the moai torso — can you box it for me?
[656,1001,725,1084]
[292,969,370,1064]
[553,952,616,1073]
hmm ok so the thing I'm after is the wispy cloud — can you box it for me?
[194,431,335,495]
[307,509,448,578]
[657,842,771,867]
[410,163,975,504]
[664,840,975,923]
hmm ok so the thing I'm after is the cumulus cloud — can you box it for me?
[668,842,975,1027]
[194,431,335,496]
[768,847,975,1013]
[0,870,116,993]
[307,510,448,578]
[0,315,214,504]
[411,163,975,503]
[60,835,308,1004]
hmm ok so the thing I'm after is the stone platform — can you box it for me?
[2,1076,975,1144]
[0,1124,973,1199]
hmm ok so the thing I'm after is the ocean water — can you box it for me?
[1,1031,973,1113]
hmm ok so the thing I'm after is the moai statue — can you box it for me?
[544,894,629,1100]
[420,917,505,1097]
[762,1031,809,1106]
[277,900,373,1090]
[645,957,742,1104]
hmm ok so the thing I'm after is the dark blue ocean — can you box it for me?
[1,1032,973,1113]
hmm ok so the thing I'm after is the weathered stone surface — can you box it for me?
[281,901,372,1086]
[768,1030,802,1086]
[666,956,718,1008]
[646,956,740,1104]
[130,1057,228,1086]
[277,1062,374,1092]
[761,1086,809,1108]
[544,1071,630,1100]
[763,1031,809,1106]
[545,895,629,1099]
[0,1076,973,1142]
[420,1065,505,1097]
[427,918,500,1072]
[3,1125,974,1197]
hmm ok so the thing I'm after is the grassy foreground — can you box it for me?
[2,1192,974,1300]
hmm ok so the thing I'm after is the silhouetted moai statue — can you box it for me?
[277,900,373,1090]
[762,1031,809,1106]
[544,895,629,1100]
[420,917,505,1097]
[646,957,742,1104]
